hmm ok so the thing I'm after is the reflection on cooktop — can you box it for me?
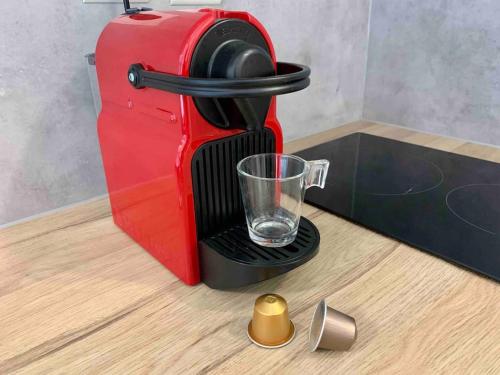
[357,155,444,196]
[446,184,500,235]
[295,133,500,281]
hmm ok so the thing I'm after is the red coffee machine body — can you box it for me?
[96,9,316,289]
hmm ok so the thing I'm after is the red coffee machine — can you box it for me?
[96,5,319,289]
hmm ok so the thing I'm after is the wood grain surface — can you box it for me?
[0,121,499,374]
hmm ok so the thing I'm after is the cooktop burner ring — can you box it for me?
[360,157,444,197]
[295,132,500,281]
[446,183,500,236]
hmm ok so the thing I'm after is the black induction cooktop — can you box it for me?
[295,133,500,281]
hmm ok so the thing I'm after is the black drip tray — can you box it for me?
[199,217,320,289]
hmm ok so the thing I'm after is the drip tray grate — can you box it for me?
[199,217,320,289]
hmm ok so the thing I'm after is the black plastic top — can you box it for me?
[128,18,310,130]
[122,0,152,14]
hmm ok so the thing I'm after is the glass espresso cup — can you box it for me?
[237,153,329,247]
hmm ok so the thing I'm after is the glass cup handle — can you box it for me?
[305,159,330,189]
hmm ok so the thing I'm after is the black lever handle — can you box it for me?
[127,62,310,98]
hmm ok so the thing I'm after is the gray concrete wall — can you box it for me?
[229,0,370,140]
[364,0,500,145]
[0,1,370,225]
[0,1,121,225]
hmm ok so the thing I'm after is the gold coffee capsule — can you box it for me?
[309,299,357,351]
[247,294,295,348]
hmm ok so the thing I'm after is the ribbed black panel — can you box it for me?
[191,129,276,240]
[205,218,319,265]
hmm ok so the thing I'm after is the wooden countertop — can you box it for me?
[1,121,499,374]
